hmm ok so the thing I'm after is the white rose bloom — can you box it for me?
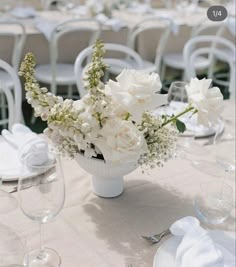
[105,69,168,122]
[96,118,148,164]
[185,78,224,126]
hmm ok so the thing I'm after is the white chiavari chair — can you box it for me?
[161,20,225,80]
[34,18,101,99]
[183,35,236,98]
[108,16,172,76]
[74,43,144,97]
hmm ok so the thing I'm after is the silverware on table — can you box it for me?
[141,229,171,244]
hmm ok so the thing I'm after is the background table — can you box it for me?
[1,99,235,267]
[1,7,234,65]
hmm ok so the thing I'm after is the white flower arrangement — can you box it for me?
[19,40,223,168]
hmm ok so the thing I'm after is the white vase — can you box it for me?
[75,153,137,198]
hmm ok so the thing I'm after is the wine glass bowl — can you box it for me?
[18,150,65,267]
[194,181,234,225]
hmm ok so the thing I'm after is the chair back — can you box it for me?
[48,18,101,95]
[183,35,236,97]
[74,43,144,97]
[0,21,26,70]
[127,16,173,73]
[0,59,22,129]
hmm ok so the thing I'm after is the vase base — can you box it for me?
[91,175,124,198]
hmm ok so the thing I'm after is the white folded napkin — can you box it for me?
[170,216,235,267]
[34,16,58,41]
[95,14,126,32]
[10,6,37,18]
[127,3,154,15]
[1,123,49,166]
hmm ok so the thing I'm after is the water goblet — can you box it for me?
[194,181,234,225]
[18,150,65,267]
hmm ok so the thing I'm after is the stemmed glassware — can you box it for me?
[168,81,196,157]
[18,150,65,267]
[194,180,234,225]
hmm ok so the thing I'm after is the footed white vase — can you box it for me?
[75,153,137,198]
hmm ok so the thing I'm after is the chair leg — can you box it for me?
[160,63,166,81]
[0,93,7,128]
[67,85,73,99]
[30,111,37,125]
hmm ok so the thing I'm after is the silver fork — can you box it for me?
[141,229,171,244]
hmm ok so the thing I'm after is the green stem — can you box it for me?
[161,106,196,127]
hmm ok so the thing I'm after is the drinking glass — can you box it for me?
[18,150,65,267]
[168,81,196,155]
[194,181,234,225]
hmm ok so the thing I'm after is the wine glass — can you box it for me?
[168,81,196,154]
[194,180,234,225]
[18,150,65,267]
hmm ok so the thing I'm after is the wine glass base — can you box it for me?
[24,247,61,267]
[0,189,18,214]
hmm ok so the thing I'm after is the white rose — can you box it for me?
[95,118,148,164]
[185,78,224,126]
[105,69,168,122]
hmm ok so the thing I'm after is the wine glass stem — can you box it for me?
[37,223,45,260]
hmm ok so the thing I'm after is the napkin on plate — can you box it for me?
[1,123,49,166]
[34,16,58,41]
[170,216,235,267]
[10,6,37,18]
[95,14,126,32]
[127,3,154,15]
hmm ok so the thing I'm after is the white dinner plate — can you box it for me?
[153,102,224,138]
[153,230,235,267]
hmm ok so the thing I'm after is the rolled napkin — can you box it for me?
[10,6,37,18]
[95,14,126,32]
[1,123,49,166]
[170,216,235,267]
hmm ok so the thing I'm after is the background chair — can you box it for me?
[108,16,172,76]
[35,18,101,99]
[0,59,22,130]
[183,35,236,98]
[74,43,144,97]
[0,21,26,126]
[161,20,225,81]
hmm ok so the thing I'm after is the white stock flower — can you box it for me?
[96,118,148,164]
[105,70,168,122]
[185,78,224,126]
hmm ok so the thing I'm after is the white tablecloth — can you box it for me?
[1,99,235,266]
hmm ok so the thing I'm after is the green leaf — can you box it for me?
[176,119,186,133]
